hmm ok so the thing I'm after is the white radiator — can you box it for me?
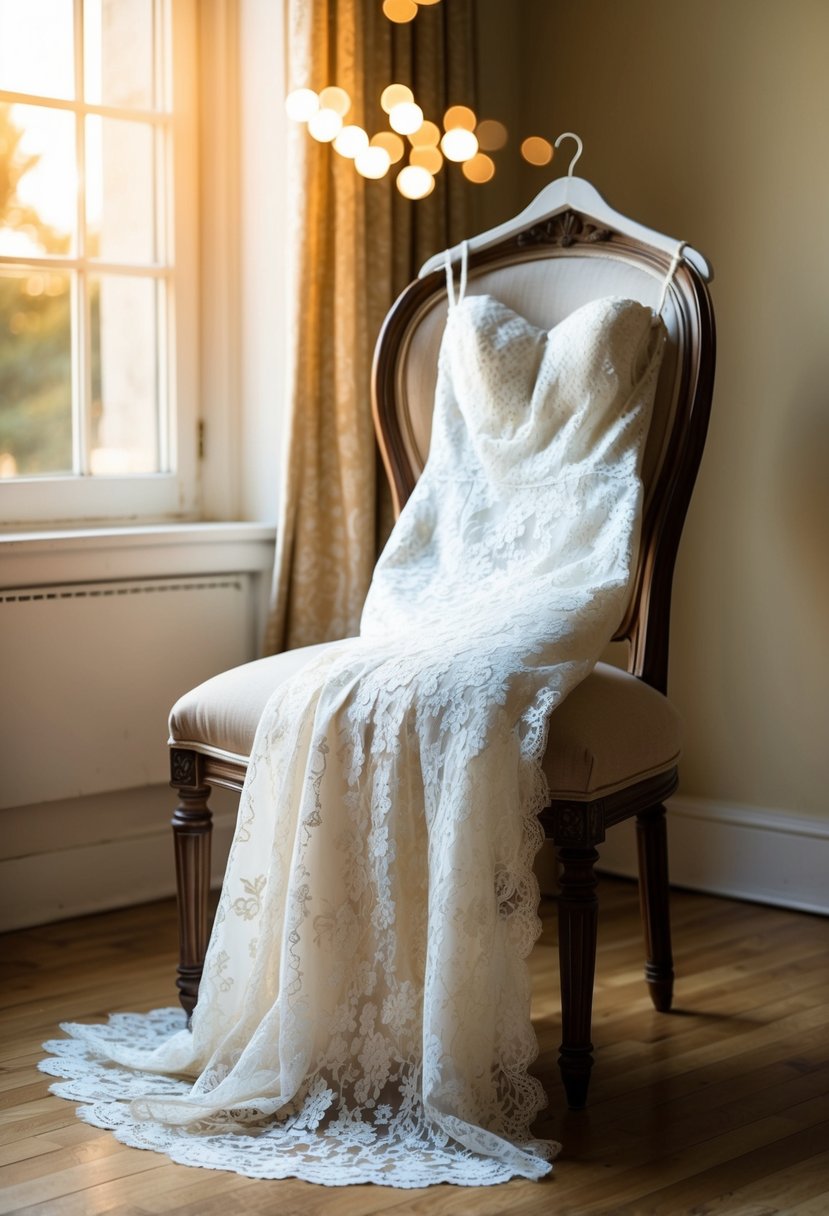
[0,575,256,809]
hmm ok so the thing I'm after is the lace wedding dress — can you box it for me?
[41,247,668,1187]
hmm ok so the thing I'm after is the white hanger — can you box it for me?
[420,131,713,282]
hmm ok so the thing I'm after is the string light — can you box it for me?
[462,153,495,183]
[370,131,406,163]
[409,120,441,148]
[521,136,554,166]
[284,0,562,202]
[318,86,351,117]
[389,102,424,136]
[383,0,418,23]
[284,88,319,122]
[475,119,508,152]
[440,127,478,162]
[307,108,343,142]
[397,165,435,199]
[380,83,414,113]
[443,105,476,132]
[334,125,369,158]
[355,145,392,179]
[410,146,443,174]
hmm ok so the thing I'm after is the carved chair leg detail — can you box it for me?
[636,803,674,1012]
[171,749,213,1021]
[555,845,599,1111]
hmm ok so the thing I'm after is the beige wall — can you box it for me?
[477,0,829,817]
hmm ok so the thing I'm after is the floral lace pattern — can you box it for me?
[41,292,664,1187]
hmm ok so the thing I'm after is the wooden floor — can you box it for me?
[1,878,828,1216]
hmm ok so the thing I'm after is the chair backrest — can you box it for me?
[371,209,716,693]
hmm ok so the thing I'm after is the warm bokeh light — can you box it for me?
[415,0,442,5]
[286,70,551,202]
[380,83,414,113]
[354,145,391,179]
[389,102,424,136]
[475,118,508,151]
[409,119,440,148]
[307,108,343,142]
[318,86,351,117]
[370,131,405,164]
[462,152,495,183]
[397,165,435,199]
[521,135,554,166]
[284,88,319,122]
[333,125,369,158]
[383,0,418,23]
[443,105,476,132]
[440,127,478,162]
[409,146,443,174]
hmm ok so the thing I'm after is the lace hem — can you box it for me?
[39,1011,558,1187]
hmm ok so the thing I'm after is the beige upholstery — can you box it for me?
[169,643,680,801]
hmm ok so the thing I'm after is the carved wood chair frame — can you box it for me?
[169,210,716,1111]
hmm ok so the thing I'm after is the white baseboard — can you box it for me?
[3,790,827,931]
[0,785,238,932]
[595,796,829,916]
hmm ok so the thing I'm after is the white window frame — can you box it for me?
[0,0,200,527]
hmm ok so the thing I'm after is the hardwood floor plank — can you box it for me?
[1,880,827,1215]
[616,1121,829,1215]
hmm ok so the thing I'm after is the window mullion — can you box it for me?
[71,0,91,477]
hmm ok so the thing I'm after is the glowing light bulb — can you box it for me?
[397,165,435,199]
[440,127,478,162]
[389,102,424,136]
[318,86,351,117]
[370,131,406,164]
[475,119,508,151]
[383,0,418,22]
[334,125,369,158]
[521,136,554,166]
[307,108,343,142]
[443,105,476,132]
[410,146,443,174]
[462,152,495,183]
[284,88,319,122]
[381,83,414,113]
[355,145,392,179]
[409,119,441,148]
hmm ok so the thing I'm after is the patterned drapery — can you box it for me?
[265,0,475,653]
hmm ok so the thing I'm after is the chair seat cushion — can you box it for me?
[169,643,680,800]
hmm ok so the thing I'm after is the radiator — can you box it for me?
[0,575,256,810]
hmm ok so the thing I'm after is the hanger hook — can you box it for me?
[554,131,583,177]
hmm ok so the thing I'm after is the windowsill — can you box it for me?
[0,520,277,590]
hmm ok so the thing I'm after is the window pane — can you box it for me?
[0,0,75,100]
[0,104,76,257]
[0,269,73,477]
[84,0,159,110]
[86,116,157,263]
[90,275,159,475]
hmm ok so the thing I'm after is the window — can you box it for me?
[0,0,198,525]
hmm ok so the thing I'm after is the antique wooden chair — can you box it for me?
[168,190,715,1111]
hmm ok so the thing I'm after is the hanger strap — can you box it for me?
[656,241,686,316]
[444,240,469,309]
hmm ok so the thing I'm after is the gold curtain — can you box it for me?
[265,0,476,654]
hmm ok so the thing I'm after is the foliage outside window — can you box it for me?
[0,0,195,523]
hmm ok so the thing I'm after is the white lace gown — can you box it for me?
[41,287,665,1187]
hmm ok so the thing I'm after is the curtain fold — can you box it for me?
[265,0,475,654]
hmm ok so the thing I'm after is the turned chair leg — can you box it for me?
[636,804,674,1012]
[170,748,212,1020]
[555,844,599,1110]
